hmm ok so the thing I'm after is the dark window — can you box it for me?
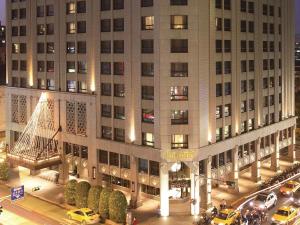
[101,104,112,118]
[149,161,159,176]
[101,41,111,53]
[263,4,268,15]
[120,154,130,169]
[248,2,254,13]
[241,40,247,52]
[37,43,45,53]
[12,26,18,36]
[248,41,254,52]
[114,84,125,97]
[141,0,153,7]
[170,0,187,6]
[224,40,231,52]
[77,21,86,33]
[113,0,124,10]
[113,18,124,31]
[101,19,111,32]
[215,0,222,9]
[216,83,222,97]
[101,62,111,75]
[113,40,124,53]
[225,82,231,95]
[141,39,154,53]
[241,60,247,72]
[37,6,44,17]
[101,83,111,96]
[142,63,154,77]
[216,40,222,53]
[37,61,45,72]
[11,9,18,20]
[224,0,231,10]
[138,158,148,173]
[113,62,124,75]
[224,18,231,31]
[46,5,54,16]
[142,86,154,100]
[241,0,247,12]
[216,18,222,31]
[171,63,188,77]
[46,42,54,53]
[248,21,254,33]
[170,39,188,53]
[101,0,111,11]
[19,8,26,19]
[102,126,112,139]
[114,128,125,142]
[77,41,86,54]
[77,1,86,13]
[241,20,247,32]
[47,61,54,72]
[99,150,108,164]
[216,62,222,75]
[46,24,54,35]
[224,61,231,74]
[269,5,274,16]
[20,60,27,71]
[248,60,255,72]
[114,106,125,120]
[20,26,26,36]
[109,152,119,166]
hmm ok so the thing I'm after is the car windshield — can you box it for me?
[85,211,95,216]
[216,213,228,220]
[276,210,288,217]
[285,183,294,189]
[256,194,267,202]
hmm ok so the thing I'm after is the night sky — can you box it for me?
[0,0,299,32]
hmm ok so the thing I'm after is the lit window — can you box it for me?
[67,2,76,14]
[141,16,154,30]
[171,134,188,149]
[171,15,188,29]
[67,22,76,34]
[142,132,154,147]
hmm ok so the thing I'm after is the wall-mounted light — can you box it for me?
[92,166,96,179]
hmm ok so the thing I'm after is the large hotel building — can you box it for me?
[5,0,296,216]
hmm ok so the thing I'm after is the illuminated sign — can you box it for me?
[161,150,197,162]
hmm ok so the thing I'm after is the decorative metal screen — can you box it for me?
[47,99,55,131]
[77,102,87,136]
[19,95,27,124]
[11,95,19,123]
[66,101,76,134]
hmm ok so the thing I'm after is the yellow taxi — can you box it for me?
[67,208,100,225]
[280,181,300,196]
[212,208,240,225]
[271,206,299,225]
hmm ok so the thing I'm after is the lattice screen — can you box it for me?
[19,95,27,124]
[66,101,76,134]
[11,95,19,123]
[77,102,87,136]
[66,101,87,136]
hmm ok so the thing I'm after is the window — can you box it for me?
[101,62,111,75]
[141,16,154,30]
[216,106,222,119]
[37,61,45,72]
[269,5,274,16]
[11,9,18,20]
[101,104,112,118]
[20,78,27,88]
[224,125,231,139]
[241,101,247,113]
[241,121,247,133]
[12,77,18,87]
[102,126,112,139]
[224,40,231,52]
[113,62,124,75]
[114,128,125,142]
[241,20,247,32]
[77,21,86,33]
[109,152,119,166]
[216,62,222,75]
[142,86,154,100]
[120,154,130,169]
[264,96,269,107]
[224,104,231,117]
[37,24,46,35]
[171,15,188,29]
[171,63,188,77]
[269,77,274,88]
[248,119,254,131]
[248,21,254,33]
[46,61,54,72]
[77,61,87,74]
[171,39,188,53]
[241,60,247,73]
[113,18,124,31]
[241,80,247,93]
[101,41,111,53]
[20,43,26,53]
[263,59,268,70]
[67,42,75,54]
[216,83,222,97]
[225,82,231,95]
[149,161,159,176]
[142,132,154,147]
[248,2,254,13]
[241,40,247,52]
[269,42,274,52]
[113,40,124,53]
[37,79,46,89]
[248,79,255,91]
[19,26,26,36]
[216,18,222,31]
[19,8,26,19]
[141,39,154,53]
[47,79,55,90]
[241,0,247,12]
[170,0,187,5]
[12,60,18,71]
[46,42,54,54]
[114,106,125,120]
[46,24,54,35]
[171,110,188,124]
[20,60,27,71]
[216,128,222,142]
[141,0,153,7]
[224,0,231,10]
[101,0,111,11]
[248,41,254,52]
[113,0,124,10]
[66,2,76,14]
[170,86,188,100]
[66,61,76,73]
[76,41,86,54]
[77,1,86,13]
[263,23,268,34]
[249,99,254,111]
[101,83,111,96]
[216,40,222,53]
[46,5,54,16]
[224,61,231,74]
[37,43,45,53]
[142,109,154,123]
[263,4,268,15]
[224,18,231,31]
[263,77,268,89]
[171,134,188,149]
[142,63,154,77]
[114,84,125,97]
[138,158,148,173]
[12,26,18,36]
[101,19,111,32]
[67,80,77,92]
[12,43,19,54]
[67,22,76,34]
[269,24,274,34]
[215,0,222,9]
[269,95,275,106]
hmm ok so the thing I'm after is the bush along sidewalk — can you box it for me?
[75,181,91,208]
[0,161,9,181]
[88,185,102,213]
[99,187,112,220]
[64,179,78,205]
[109,190,127,224]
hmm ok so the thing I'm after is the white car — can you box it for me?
[249,191,277,210]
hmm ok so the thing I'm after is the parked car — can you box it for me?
[271,206,299,225]
[249,191,277,210]
[280,181,300,196]
[211,208,240,225]
[67,208,99,225]
[291,186,300,206]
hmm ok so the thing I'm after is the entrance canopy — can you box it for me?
[7,93,62,170]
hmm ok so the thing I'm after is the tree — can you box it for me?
[88,185,102,213]
[75,181,91,208]
[99,187,112,219]
[64,179,78,205]
[0,162,9,181]
[109,191,128,223]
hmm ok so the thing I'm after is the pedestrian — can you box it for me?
[212,206,218,217]
[132,217,138,225]
[220,199,227,210]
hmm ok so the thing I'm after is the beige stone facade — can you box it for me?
[5,0,296,216]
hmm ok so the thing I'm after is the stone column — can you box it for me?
[231,145,239,192]
[160,163,169,217]
[271,131,280,171]
[288,126,296,163]
[130,155,139,208]
[190,162,200,216]
[251,138,261,182]
[200,156,212,209]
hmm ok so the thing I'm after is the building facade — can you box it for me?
[0,22,5,85]
[5,0,296,216]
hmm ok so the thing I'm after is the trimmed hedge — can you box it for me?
[0,162,9,181]
[99,187,112,219]
[64,179,78,205]
[75,181,91,208]
[109,191,128,223]
[88,185,102,213]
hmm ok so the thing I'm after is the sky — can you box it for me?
[0,0,299,33]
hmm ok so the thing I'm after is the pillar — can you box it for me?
[130,156,139,208]
[287,126,296,163]
[271,131,280,171]
[231,145,239,192]
[190,162,200,216]
[160,163,169,217]
[251,138,261,182]
[200,156,212,209]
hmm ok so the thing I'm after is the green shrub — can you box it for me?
[0,162,9,181]
[75,181,91,208]
[87,185,102,213]
[64,179,78,205]
[99,187,112,219]
[109,191,128,223]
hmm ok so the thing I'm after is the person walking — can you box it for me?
[132,217,138,225]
